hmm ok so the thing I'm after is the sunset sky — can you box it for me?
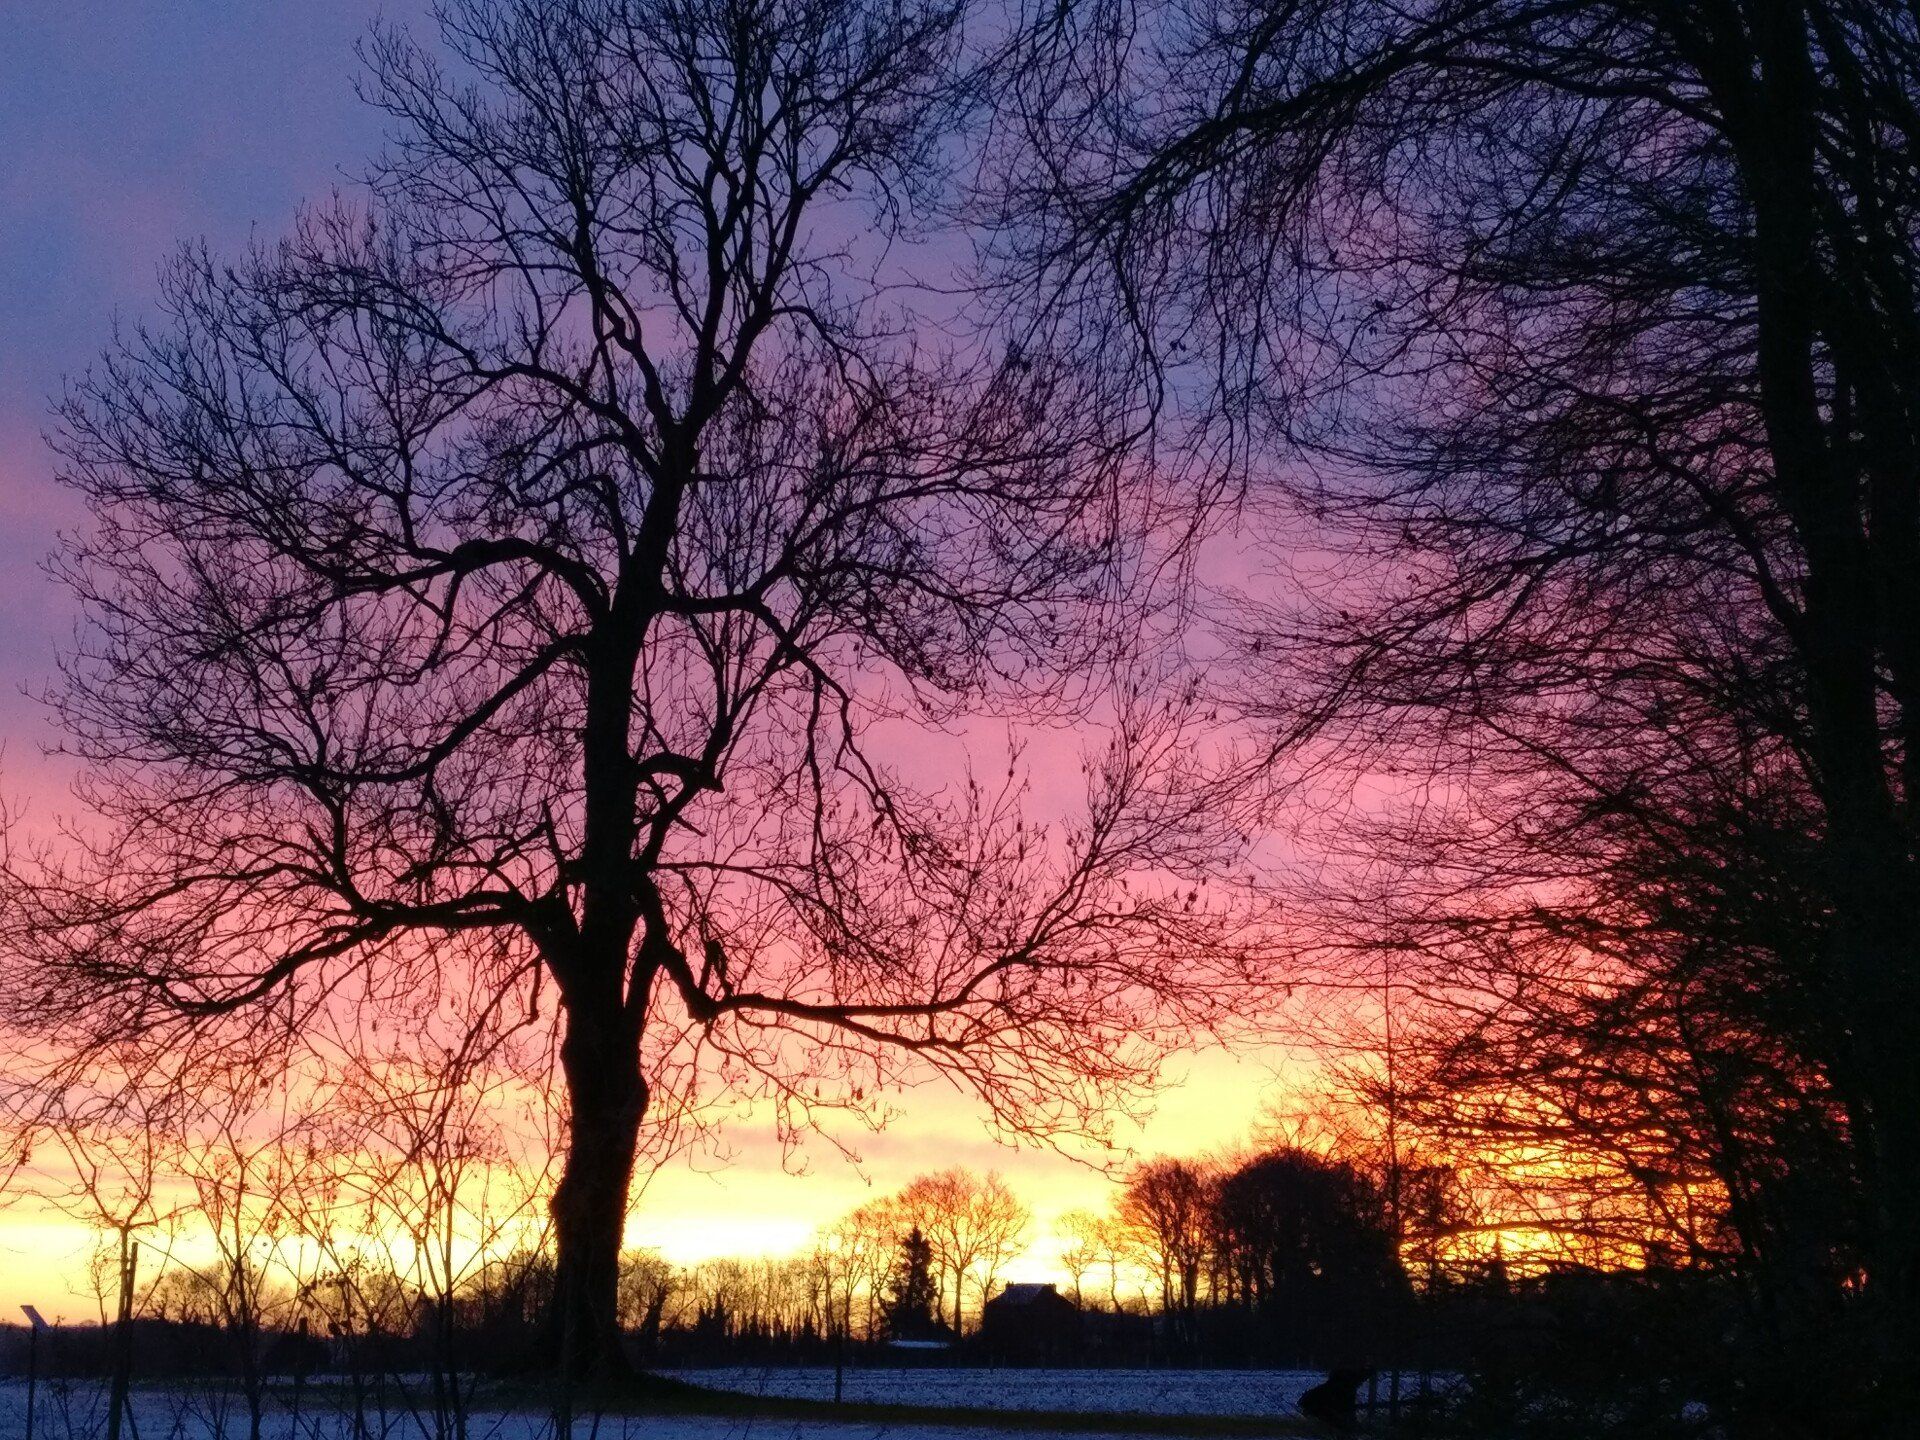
[0,1,1294,1321]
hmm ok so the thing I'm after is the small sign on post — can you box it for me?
[21,1305,48,1440]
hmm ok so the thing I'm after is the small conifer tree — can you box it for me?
[882,1227,940,1341]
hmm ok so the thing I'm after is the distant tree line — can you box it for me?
[0,1116,1798,1438]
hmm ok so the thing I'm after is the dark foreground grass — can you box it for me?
[502,1371,1329,1438]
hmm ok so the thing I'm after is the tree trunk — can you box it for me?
[105,1231,136,1440]
[551,996,647,1380]
[1814,791,1920,1393]
[1705,7,1920,1401]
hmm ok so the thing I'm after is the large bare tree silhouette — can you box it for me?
[5,0,1263,1376]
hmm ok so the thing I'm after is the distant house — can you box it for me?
[882,1336,955,1362]
[979,1282,1080,1363]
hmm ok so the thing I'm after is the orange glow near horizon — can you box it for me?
[0,1047,1280,1323]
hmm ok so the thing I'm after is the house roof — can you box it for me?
[987,1282,1070,1308]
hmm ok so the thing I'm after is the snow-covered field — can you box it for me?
[0,1373,1323,1440]
[663,1368,1327,1419]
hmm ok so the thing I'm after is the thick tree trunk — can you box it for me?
[551,996,647,1380]
[1713,11,1920,1406]
[1810,759,1920,1394]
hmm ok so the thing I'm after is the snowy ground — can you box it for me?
[0,1373,1324,1440]
[661,1368,1329,1420]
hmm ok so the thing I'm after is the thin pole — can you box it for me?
[24,1322,36,1440]
[833,1280,846,1406]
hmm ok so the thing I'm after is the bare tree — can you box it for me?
[830,1196,905,1338]
[1116,1157,1213,1336]
[968,1171,1032,1315]
[900,1167,1033,1334]
[13,1093,176,1440]
[165,1074,305,1440]
[1052,1208,1104,1308]
[899,1169,977,1332]
[334,1036,552,1434]
[1081,1208,1137,1312]
[6,0,1266,1377]
[617,1249,675,1353]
